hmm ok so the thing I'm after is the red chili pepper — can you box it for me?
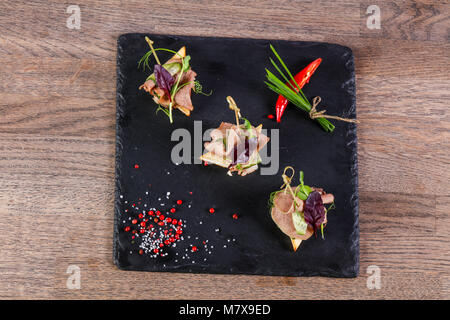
[275,58,322,123]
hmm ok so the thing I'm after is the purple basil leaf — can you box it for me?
[230,136,258,166]
[303,191,326,236]
[154,64,175,100]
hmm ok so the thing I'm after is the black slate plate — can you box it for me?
[114,33,359,277]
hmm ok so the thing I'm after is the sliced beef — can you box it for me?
[139,79,156,93]
[270,187,331,240]
[174,70,197,110]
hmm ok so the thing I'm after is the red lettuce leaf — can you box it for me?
[229,136,258,166]
[303,190,325,235]
[154,64,175,101]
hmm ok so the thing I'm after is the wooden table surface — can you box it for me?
[0,0,449,300]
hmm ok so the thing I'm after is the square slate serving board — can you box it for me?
[114,33,359,277]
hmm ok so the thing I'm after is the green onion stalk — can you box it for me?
[265,44,335,132]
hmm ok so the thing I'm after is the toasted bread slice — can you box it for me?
[199,151,231,168]
[290,238,302,251]
[167,46,186,62]
[177,105,191,116]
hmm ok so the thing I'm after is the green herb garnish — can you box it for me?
[268,190,282,208]
[265,44,335,132]
[193,80,212,96]
[295,170,313,200]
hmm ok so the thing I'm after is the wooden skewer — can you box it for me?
[145,36,161,65]
[226,96,241,133]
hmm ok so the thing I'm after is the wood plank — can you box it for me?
[0,58,114,99]
[0,0,448,299]
[0,94,115,139]
[360,0,450,42]
[0,0,360,59]
[359,191,436,236]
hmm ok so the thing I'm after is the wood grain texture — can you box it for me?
[0,0,449,299]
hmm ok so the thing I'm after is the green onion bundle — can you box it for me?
[265,44,335,132]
